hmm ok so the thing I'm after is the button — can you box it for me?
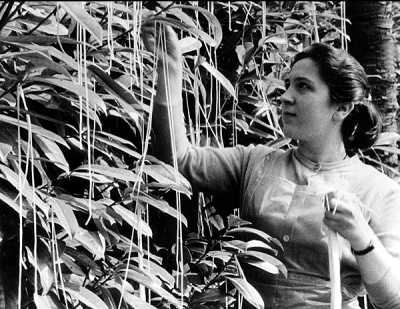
[283,235,290,242]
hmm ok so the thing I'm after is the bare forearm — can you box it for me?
[152,58,189,164]
[154,58,182,107]
[355,228,400,307]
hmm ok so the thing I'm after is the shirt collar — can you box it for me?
[292,148,359,172]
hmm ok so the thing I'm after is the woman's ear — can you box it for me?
[332,103,354,121]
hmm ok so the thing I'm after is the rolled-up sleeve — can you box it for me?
[152,103,253,194]
[366,186,400,308]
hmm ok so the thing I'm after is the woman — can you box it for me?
[142,23,400,308]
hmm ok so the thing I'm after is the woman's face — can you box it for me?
[280,58,337,142]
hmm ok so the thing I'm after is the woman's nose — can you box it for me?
[279,88,294,105]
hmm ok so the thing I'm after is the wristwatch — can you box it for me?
[351,239,374,256]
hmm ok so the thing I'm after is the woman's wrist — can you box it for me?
[349,227,375,252]
[351,239,375,255]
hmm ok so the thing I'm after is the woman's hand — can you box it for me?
[324,191,374,251]
[141,17,182,65]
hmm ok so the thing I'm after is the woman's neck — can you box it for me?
[297,140,347,163]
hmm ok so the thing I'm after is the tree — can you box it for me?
[347,1,398,133]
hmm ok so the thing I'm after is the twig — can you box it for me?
[7,1,24,22]
[25,6,57,35]
[0,1,15,32]
[96,25,135,50]
[154,2,175,17]
[0,80,19,100]
[0,2,8,15]
[93,2,175,52]
[98,8,108,26]
[201,254,235,292]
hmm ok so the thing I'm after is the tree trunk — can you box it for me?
[347,1,398,133]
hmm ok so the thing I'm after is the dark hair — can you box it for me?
[292,43,381,154]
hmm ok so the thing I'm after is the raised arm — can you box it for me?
[141,21,189,166]
[141,21,255,194]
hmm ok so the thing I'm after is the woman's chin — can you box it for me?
[282,125,297,139]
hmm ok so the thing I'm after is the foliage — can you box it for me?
[0,1,388,309]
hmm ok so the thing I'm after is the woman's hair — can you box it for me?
[292,43,381,154]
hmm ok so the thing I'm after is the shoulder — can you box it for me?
[247,144,286,161]
[241,144,288,172]
[357,160,399,189]
[352,158,400,204]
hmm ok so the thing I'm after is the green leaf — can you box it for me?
[2,41,79,71]
[191,288,227,304]
[88,64,145,113]
[0,190,27,217]
[245,240,276,253]
[25,244,55,295]
[75,228,105,259]
[237,253,279,275]
[0,128,14,163]
[136,193,187,227]
[74,164,141,183]
[57,194,107,213]
[226,227,283,251]
[227,215,252,228]
[16,16,69,35]
[61,254,86,277]
[34,135,70,172]
[48,197,80,239]
[245,251,287,277]
[95,134,141,160]
[112,205,152,237]
[142,161,192,197]
[199,57,236,99]
[131,256,175,288]
[19,51,72,77]
[149,15,218,48]
[179,37,202,54]
[34,293,63,309]
[206,251,232,263]
[27,44,78,71]
[0,114,68,147]
[63,170,113,183]
[119,266,180,307]
[60,2,103,44]
[0,35,80,45]
[64,283,108,309]
[226,277,264,309]
[123,293,158,309]
[0,164,49,215]
[99,287,118,309]
[0,50,69,76]
[375,132,400,146]
[31,77,107,114]
[172,4,223,46]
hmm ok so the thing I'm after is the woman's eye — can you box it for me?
[297,82,310,90]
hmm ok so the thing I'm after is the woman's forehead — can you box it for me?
[287,58,323,82]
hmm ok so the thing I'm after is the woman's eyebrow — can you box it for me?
[291,76,315,86]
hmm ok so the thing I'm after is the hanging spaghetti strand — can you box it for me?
[19,85,39,297]
[118,6,160,307]
[82,26,94,225]
[159,23,184,306]
[16,84,23,309]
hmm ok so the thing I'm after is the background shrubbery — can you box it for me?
[0,2,397,308]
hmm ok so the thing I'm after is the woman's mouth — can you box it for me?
[283,111,296,117]
[282,111,296,124]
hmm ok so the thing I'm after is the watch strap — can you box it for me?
[351,240,374,256]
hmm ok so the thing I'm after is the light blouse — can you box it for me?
[152,104,400,308]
